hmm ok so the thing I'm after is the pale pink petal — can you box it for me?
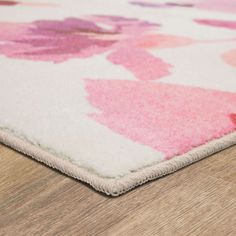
[108,47,172,81]
[86,80,236,158]
[222,49,236,68]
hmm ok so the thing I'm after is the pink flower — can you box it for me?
[195,19,236,30]
[130,0,236,13]
[0,1,18,6]
[0,16,158,62]
[0,16,195,80]
[86,80,236,158]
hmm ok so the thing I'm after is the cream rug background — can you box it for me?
[0,0,236,195]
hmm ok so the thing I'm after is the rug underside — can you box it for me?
[0,0,236,196]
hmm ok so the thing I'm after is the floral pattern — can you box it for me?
[0,16,195,81]
[195,19,236,30]
[0,1,18,6]
[0,0,236,161]
[130,0,236,13]
[222,49,236,68]
[86,80,236,157]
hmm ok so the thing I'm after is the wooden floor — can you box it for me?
[0,144,235,236]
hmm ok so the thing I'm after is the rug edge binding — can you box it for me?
[0,130,235,196]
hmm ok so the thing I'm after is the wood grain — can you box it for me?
[0,144,235,236]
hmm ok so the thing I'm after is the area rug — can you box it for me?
[0,0,236,196]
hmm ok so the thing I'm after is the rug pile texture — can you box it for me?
[0,0,236,195]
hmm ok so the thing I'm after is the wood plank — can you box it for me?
[0,144,235,235]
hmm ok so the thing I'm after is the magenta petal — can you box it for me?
[195,19,236,30]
